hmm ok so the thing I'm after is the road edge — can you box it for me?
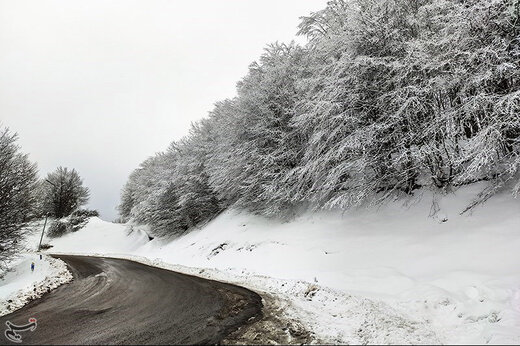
[0,254,73,317]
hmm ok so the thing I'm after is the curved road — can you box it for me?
[0,255,262,344]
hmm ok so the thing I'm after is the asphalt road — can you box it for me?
[0,255,262,345]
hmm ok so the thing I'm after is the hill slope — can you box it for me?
[33,183,520,344]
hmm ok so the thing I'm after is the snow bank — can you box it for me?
[0,254,72,316]
[44,183,520,344]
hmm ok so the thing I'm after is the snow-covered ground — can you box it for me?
[39,217,150,255]
[0,254,72,316]
[16,182,520,344]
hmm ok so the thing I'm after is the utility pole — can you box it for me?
[38,178,57,252]
[38,215,48,252]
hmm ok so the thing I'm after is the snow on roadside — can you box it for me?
[0,254,72,316]
[0,217,147,318]
[50,252,440,344]
[43,183,520,344]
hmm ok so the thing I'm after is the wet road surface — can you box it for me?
[0,255,262,344]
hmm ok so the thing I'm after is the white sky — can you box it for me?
[0,0,326,221]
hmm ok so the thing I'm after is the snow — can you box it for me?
[0,254,72,316]
[45,217,150,254]
[39,183,520,344]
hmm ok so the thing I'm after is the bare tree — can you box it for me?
[0,127,38,272]
[41,167,90,218]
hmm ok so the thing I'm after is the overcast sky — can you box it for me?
[0,0,326,221]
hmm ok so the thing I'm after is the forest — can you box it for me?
[119,0,520,237]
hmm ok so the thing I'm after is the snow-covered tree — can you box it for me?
[119,0,520,233]
[0,127,38,271]
[292,0,520,209]
[169,123,221,233]
[207,42,309,216]
[291,0,423,209]
[118,151,175,226]
[41,167,90,218]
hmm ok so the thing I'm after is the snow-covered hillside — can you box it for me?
[42,217,150,254]
[32,183,520,344]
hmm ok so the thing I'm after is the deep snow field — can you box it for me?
[2,182,520,344]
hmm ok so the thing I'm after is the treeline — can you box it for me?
[120,0,520,237]
[0,126,91,269]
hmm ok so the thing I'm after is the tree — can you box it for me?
[293,0,520,210]
[41,167,90,218]
[170,124,221,232]
[118,151,176,226]
[0,127,38,271]
[207,43,309,216]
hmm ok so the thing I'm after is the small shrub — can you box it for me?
[39,243,53,250]
[72,209,99,218]
[47,221,68,238]
[45,209,98,238]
